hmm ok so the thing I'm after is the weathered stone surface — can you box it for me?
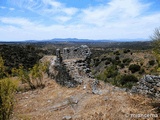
[48,45,92,87]
[91,80,102,95]
[156,82,160,87]
[62,45,91,60]
[131,75,160,98]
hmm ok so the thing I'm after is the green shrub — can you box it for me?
[123,49,130,53]
[139,68,145,74]
[16,62,48,90]
[0,78,17,120]
[105,61,110,65]
[94,58,100,67]
[122,58,132,65]
[129,64,141,73]
[30,62,48,88]
[115,56,120,60]
[106,57,112,62]
[119,63,125,68]
[96,65,118,82]
[112,59,121,65]
[122,82,136,89]
[140,62,143,66]
[16,65,36,89]
[101,57,107,61]
[94,61,100,67]
[106,65,118,78]
[148,60,155,66]
[96,72,107,82]
[0,56,7,79]
[119,74,138,88]
[113,51,120,55]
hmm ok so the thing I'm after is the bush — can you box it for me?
[122,58,132,65]
[0,56,6,79]
[129,64,141,73]
[96,65,118,82]
[106,65,118,78]
[123,49,130,53]
[30,62,48,88]
[139,68,145,74]
[106,57,112,62]
[105,61,110,65]
[113,51,120,55]
[119,75,138,88]
[148,60,155,66]
[94,58,100,67]
[119,63,125,68]
[115,56,120,60]
[0,78,17,120]
[16,62,48,90]
[112,59,121,65]
[101,57,107,61]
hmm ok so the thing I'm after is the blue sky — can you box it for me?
[0,0,160,41]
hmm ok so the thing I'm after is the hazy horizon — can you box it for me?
[0,37,150,42]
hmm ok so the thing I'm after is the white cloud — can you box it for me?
[9,8,15,11]
[0,6,6,9]
[0,17,35,27]
[80,0,150,26]
[55,16,71,23]
[10,0,78,22]
[0,0,160,41]
[0,6,15,11]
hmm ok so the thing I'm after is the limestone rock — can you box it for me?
[62,116,72,120]
[131,75,160,98]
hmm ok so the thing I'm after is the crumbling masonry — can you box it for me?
[48,45,93,87]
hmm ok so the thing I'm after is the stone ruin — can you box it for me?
[62,45,91,60]
[131,75,160,98]
[48,45,160,98]
[48,45,92,87]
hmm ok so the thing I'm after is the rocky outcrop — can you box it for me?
[48,45,93,87]
[131,75,160,98]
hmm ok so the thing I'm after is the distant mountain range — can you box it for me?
[0,38,150,43]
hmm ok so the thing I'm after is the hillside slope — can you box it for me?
[11,74,159,120]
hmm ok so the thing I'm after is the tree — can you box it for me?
[152,27,160,53]
[151,27,160,71]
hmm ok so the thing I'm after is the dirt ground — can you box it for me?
[11,75,160,120]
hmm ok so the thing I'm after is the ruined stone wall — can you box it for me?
[48,45,92,87]
[62,45,91,60]
[131,75,160,98]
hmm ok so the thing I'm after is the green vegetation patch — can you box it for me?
[0,78,18,120]
[129,64,141,73]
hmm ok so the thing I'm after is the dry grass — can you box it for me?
[11,75,160,120]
